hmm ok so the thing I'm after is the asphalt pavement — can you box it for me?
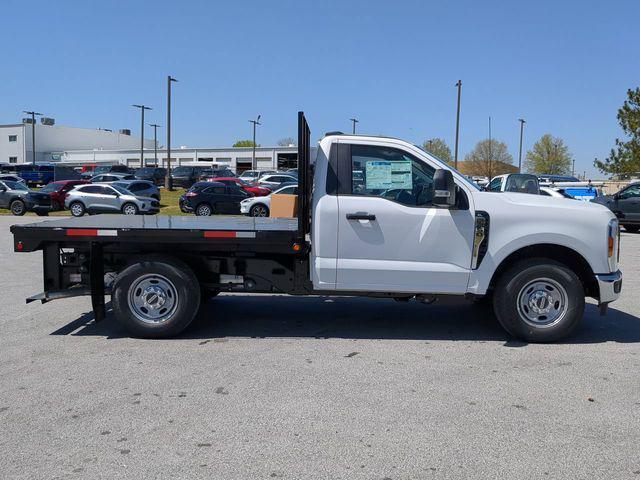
[1,215,639,479]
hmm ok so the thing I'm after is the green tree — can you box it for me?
[463,139,514,177]
[594,87,640,177]
[422,138,452,164]
[233,140,259,148]
[524,134,572,174]
[277,137,296,147]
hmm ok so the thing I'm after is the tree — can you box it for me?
[422,138,452,164]
[462,139,515,177]
[233,140,259,148]
[524,134,572,174]
[594,87,640,177]
[277,137,296,147]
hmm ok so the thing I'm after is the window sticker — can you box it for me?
[365,161,392,189]
[390,161,412,189]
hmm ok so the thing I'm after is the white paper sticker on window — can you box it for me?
[365,161,392,189]
[390,161,412,189]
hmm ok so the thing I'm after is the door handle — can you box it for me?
[346,213,376,221]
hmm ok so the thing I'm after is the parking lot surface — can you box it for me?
[1,215,639,479]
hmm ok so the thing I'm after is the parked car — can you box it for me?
[134,167,167,185]
[37,180,90,211]
[591,183,640,233]
[0,174,26,184]
[112,180,160,200]
[238,170,277,182]
[9,164,56,185]
[179,181,251,216]
[537,174,580,183]
[170,166,212,188]
[198,168,235,181]
[65,183,159,217]
[90,173,136,183]
[81,164,132,179]
[204,176,270,196]
[240,182,298,217]
[0,180,37,215]
[487,173,540,194]
[256,173,298,189]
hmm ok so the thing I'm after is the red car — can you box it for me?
[39,180,90,210]
[205,177,271,197]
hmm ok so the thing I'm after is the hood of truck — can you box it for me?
[474,191,615,217]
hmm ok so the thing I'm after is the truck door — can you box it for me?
[335,142,475,294]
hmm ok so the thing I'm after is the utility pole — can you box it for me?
[350,117,359,134]
[572,158,575,177]
[149,123,161,165]
[518,118,526,173]
[23,110,42,165]
[165,76,178,190]
[454,80,462,169]
[488,116,492,179]
[132,104,152,167]
[249,114,261,170]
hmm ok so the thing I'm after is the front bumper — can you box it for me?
[240,202,251,214]
[595,270,622,304]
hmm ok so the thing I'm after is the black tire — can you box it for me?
[112,256,201,338]
[623,224,640,233]
[196,203,213,216]
[122,202,139,215]
[10,199,26,216]
[250,204,269,217]
[493,259,585,343]
[69,201,85,217]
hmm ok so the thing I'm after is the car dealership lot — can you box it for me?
[1,216,639,479]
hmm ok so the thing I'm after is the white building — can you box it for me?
[56,145,298,173]
[0,120,154,165]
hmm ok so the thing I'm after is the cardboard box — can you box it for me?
[270,194,298,218]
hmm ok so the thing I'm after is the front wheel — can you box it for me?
[493,259,585,343]
[122,202,139,215]
[112,257,201,338]
[10,199,26,216]
[250,204,269,217]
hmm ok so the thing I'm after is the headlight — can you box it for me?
[607,218,619,270]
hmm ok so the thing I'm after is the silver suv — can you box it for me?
[65,183,159,217]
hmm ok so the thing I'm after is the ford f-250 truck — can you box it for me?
[10,113,622,342]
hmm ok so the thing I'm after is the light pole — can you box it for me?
[23,110,42,165]
[132,104,152,167]
[165,76,178,190]
[350,117,359,134]
[572,158,575,177]
[249,114,261,170]
[518,118,526,173]
[488,116,492,179]
[149,123,161,165]
[454,80,462,169]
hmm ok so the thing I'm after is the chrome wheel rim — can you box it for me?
[127,274,178,324]
[123,204,137,215]
[71,204,83,216]
[517,277,568,328]
[11,201,24,215]
[197,205,211,216]
[252,205,267,217]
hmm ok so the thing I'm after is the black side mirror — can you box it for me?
[0,186,6,192]
[432,169,456,208]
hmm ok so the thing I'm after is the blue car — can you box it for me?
[13,164,56,185]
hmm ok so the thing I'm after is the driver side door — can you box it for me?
[335,142,475,294]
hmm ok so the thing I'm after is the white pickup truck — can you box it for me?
[11,113,622,342]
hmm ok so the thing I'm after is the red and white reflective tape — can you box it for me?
[66,229,118,237]
[203,231,256,239]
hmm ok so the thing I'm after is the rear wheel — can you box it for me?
[112,257,201,338]
[623,224,640,233]
[122,202,139,215]
[493,259,585,342]
[10,199,26,216]
[250,204,269,217]
[70,202,85,217]
[196,203,212,216]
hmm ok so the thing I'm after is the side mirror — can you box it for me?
[0,186,6,192]
[432,169,456,208]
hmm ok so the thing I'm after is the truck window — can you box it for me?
[619,185,640,199]
[488,177,502,191]
[349,144,435,207]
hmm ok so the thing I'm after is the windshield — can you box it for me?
[136,168,154,174]
[4,180,29,191]
[110,185,131,195]
[94,166,110,174]
[39,183,62,193]
[420,151,481,191]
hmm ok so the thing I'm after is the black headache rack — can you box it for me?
[10,112,315,320]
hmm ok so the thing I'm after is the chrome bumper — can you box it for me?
[595,270,622,304]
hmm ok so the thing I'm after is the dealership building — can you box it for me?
[0,119,298,173]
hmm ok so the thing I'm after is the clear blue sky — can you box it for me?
[2,0,638,177]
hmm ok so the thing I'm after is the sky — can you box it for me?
[1,0,638,177]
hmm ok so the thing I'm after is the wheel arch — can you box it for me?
[488,244,598,299]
